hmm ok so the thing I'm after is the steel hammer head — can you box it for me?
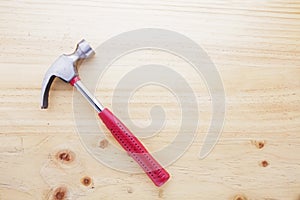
[41,39,95,109]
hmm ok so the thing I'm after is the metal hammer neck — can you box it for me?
[73,80,104,113]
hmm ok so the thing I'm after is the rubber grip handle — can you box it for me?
[98,108,170,187]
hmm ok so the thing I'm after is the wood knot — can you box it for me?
[52,187,67,200]
[233,195,247,200]
[99,139,109,149]
[252,140,265,149]
[261,160,269,167]
[56,149,75,163]
[257,141,265,149]
[81,176,92,186]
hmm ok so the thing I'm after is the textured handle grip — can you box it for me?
[98,108,170,187]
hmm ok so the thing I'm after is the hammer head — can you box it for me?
[41,39,94,109]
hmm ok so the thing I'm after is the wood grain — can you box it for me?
[0,0,299,199]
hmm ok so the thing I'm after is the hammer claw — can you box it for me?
[41,75,55,109]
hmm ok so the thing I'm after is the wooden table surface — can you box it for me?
[0,0,299,199]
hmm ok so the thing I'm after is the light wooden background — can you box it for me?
[0,0,299,199]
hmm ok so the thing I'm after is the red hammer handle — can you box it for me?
[98,108,170,187]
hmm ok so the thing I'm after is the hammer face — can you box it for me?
[40,39,95,109]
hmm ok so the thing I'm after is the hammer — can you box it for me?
[41,40,170,187]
